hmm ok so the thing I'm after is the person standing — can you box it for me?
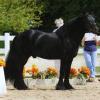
[82,32,97,82]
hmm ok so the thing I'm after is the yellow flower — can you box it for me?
[23,67,26,77]
[46,66,58,78]
[0,58,5,67]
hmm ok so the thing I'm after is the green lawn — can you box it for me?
[96,66,100,72]
[96,66,100,77]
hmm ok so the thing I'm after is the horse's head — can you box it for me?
[83,12,99,34]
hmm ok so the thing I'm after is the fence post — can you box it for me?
[4,33,10,58]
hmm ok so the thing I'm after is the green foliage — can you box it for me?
[0,0,100,34]
[0,0,44,34]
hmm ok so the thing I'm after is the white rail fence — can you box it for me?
[1,33,100,56]
[0,33,15,57]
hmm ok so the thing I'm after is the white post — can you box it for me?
[4,33,10,58]
[0,66,7,97]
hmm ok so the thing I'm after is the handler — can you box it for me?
[82,31,97,82]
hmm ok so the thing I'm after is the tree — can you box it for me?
[0,0,100,34]
[39,0,100,32]
[0,0,44,34]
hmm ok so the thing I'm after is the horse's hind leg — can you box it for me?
[13,56,29,90]
[4,50,29,90]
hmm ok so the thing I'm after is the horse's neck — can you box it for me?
[55,24,85,46]
[71,33,85,47]
[55,26,65,39]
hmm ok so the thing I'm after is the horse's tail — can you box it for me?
[4,36,18,82]
[4,35,29,89]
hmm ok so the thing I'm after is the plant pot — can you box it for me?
[0,66,7,97]
[24,78,59,89]
[36,78,58,86]
[24,78,37,88]
[69,77,86,85]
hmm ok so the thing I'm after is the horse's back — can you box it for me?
[30,30,63,59]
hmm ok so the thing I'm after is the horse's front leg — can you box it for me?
[64,57,74,90]
[56,57,74,90]
[56,57,71,90]
[56,58,65,90]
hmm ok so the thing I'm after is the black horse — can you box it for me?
[4,13,98,90]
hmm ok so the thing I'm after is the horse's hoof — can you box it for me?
[64,84,74,90]
[56,84,66,90]
[14,82,28,90]
[65,86,74,90]
[64,79,75,90]
[15,86,28,90]
[14,85,28,90]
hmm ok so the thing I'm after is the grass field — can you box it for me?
[96,66,100,72]
[96,66,100,77]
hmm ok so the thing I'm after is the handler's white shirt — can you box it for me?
[84,32,96,41]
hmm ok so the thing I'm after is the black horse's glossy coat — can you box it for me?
[4,13,98,90]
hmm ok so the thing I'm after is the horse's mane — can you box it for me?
[55,15,84,41]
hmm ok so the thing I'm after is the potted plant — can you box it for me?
[23,65,58,87]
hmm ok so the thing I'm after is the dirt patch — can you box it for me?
[1,79,100,100]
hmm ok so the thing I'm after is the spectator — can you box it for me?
[82,31,98,82]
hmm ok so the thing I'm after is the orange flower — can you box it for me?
[78,66,90,77]
[31,64,39,75]
[70,67,78,78]
[0,58,5,67]
[47,66,58,76]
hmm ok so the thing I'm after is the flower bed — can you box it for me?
[70,66,90,79]
[23,64,90,88]
[23,64,58,79]
[23,65,59,89]
[70,66,90,85]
